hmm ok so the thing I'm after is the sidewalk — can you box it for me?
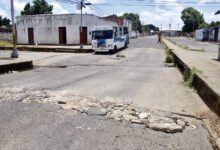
[0,58,33,74]
[0,45,93,53]
[163,38,220,113]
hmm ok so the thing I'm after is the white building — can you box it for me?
[16,14,118,45]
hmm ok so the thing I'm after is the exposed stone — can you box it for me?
[131,119,144,124]
[149,116,174,124]
[85,107,107,116]
[147,116,183,133]
[114,104,124,107]
[177,119,186,127]
[123,110,136,116]
[58,101,67,104]
[113,106,125,111]
[189,124,197,129]
[71,106,84,112]
[115,118,123,121]
[126,107,136,111]
[123,114,139,121]
[149,122,183,133]
[140,119,149,124]
[138,112,150,119]
[108,111,123,119]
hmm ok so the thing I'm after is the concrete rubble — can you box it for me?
[0,88,194,133]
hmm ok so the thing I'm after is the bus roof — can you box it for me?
[92,26,116,31]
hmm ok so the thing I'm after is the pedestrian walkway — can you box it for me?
[0,58,33,74]
[167,37,218,52]
[0,45,93,53]
[163,39,220,112]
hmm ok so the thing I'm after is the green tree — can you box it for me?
[209,21,220,27]
[122,13,142,33]
[21,3,33,16]
[0,16,11,27]
[21,0,53,16]
[143,24,159,32]
[197,22,209,29]
[181,7,205,33]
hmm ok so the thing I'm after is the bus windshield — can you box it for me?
[92,30,113,40]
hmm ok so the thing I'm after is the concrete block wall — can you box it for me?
[0,32,12,41]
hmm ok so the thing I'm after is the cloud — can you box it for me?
[14,0,27,12]
[0,8,9,18]
[50,2,69,14]
[75,6,95,14]
[198,0,219,4]
[203,11,220,23]
[117,12,124,16]
[140,0,184,30]
[88,0,106,4]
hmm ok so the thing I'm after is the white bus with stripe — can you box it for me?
[91,26,129,53]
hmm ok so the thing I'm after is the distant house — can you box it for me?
[195,26,220,42]
[103,15,132,32]
[161,30,181,37]
[16,14,118,45]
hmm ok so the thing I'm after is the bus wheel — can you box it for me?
[114,46,117,52]
[124,42,128,48]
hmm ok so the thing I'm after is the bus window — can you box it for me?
[119,27,123,35]
[123,27,128,35]
[92,30,113,40]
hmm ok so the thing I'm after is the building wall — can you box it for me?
[16,14,117,45]
[0,32,12,41]
[103,15,132,32]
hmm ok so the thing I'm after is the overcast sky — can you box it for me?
[1,0,220,30]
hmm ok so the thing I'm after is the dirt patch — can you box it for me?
[198,111,220,137]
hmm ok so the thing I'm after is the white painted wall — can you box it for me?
[0,32,12,41]
[16,14,117,45]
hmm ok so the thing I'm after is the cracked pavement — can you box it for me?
[0,36,214,149]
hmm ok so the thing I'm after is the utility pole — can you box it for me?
[10,0,18,58]
[80,0,83,49]
[57,0,91,49]
[169,22,171,37]
[193,19,195,37]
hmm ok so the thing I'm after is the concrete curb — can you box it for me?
[162,39,220,150]
[165,43,220,115]
[0,46,94,53]
[0,61,33,74]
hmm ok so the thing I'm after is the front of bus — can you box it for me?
[91,27,115,52]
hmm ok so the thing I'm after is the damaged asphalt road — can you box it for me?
[0,37,215,149]
[0,101,212,150]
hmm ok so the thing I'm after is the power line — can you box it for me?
[85,0,110,16]
[56,0,80,4]
[93,3,220,8]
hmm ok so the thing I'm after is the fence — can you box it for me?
[0,32,12,41]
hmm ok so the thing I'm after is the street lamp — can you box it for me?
[10,0,18,58]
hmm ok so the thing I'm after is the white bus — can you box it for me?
[91,26,129,53]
